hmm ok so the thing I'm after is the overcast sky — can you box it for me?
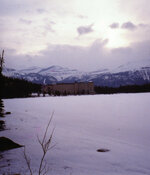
[0,0,150,71]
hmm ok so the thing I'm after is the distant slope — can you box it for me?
[89,67,150,87]
[3,61,150,87]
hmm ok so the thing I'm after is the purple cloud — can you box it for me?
[138,23,149,28]
[121,21,137,30]
[19,18,32,25]
[37,8,47,14]
[109,21,149,31]
[77,24,94,35]
[77,15,88,19]
[109,22,119,29]
[4,39,150,71]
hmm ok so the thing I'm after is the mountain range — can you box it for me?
[3,61,150,87]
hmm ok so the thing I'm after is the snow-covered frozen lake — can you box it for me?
[0,93,150,175]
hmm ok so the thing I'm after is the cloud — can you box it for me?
[1,0,150,71]
[77,24,94,35]
[110,40,150,65]
[49,21,56,25]
[0,0,24,16]
[109,22,119,29]
[4,48,33,69]
[42,19,56,34]
[4,39,108,70]
[119,0,150,22]
[0,0,40,16]
[44,24,55,33]
[37,8,47,14]
[109,21,149,31]
[4,39,150,71]
[0,0,54,16]
[138,23,149,28]
[19,18,32,25]
[121,21,137,30]
[77,15,88,19]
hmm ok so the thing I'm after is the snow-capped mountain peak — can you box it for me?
[3,62,150,87]
[110,59,150,73]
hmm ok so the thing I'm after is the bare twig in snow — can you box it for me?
[24,112,55,175]
[23,147,33,175]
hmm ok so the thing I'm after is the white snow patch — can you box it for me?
[0,93,150,175]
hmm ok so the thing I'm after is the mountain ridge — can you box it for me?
[3,61,150,87]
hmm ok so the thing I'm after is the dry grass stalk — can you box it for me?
[24,112,55,175]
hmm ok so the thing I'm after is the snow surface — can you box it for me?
[18,66,42,74]
[0,93,150,175]
[37,66,85,81]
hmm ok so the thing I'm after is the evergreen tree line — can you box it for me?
[0,50,41,98]
[0,75,41,98]
[94,84,150,94]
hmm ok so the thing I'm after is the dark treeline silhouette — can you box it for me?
[0,50,41,98]
[95,84,150,94]
[0,99,4,117]
[0,50,4,76]
[0,75,41,98]
[0,99,5,131]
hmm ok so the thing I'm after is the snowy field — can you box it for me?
[0,93,150,175]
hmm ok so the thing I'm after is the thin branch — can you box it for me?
[39,151,46,175]
[23,113,55,175]
[43,167,49,175]
[23,147,33,175]
[42,112,54,145]
[41,161,47,173]
[38,113,55,175]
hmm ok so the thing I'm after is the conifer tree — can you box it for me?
[0,50,4,76]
